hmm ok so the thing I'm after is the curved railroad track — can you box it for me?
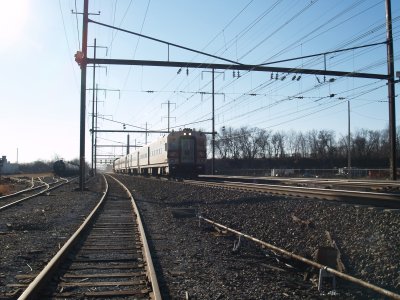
[188,178,400,209]
[17,174,160,299]
[0,178,68,212]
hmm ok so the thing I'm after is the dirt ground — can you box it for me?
[0,174,52,196]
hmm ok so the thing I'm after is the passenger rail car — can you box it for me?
[114,128,206,177]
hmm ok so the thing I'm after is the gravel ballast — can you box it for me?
[1,174,399,299]
[116,175,400,299]
[0,176,104,297]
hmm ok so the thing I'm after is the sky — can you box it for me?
[1,0,399,164]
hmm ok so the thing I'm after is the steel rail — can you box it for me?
[108,174,162,300]
[18,175,109,300]
[199,216,400,300]
[0,179,69,212]
[0,180,44,200]
[199,175,400,187]
[200,175,400,188]
[185,180,400,207]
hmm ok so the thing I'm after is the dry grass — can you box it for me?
[11,172,53,179]
[0,184,13,196]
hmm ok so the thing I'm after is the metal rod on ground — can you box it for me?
[198,216,400,300]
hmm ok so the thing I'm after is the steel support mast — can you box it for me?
[79,0,89,190]
[386,0,397,180]
[91,38,96,176]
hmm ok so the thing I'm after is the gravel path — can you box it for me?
[116,175,400,299]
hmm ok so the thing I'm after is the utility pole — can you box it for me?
[91,38,96,176]
[142,122,153,145]
[162,100,176,132]
[94,84,98,175]
[88,86,119,174]
[385,0,397,180]
[202,69,223,175]
[212,69,215,175]
[88,40,107,176]
[79,0,88,191]
[347,101,351,179]
[73,0,100,188]
[127,134,130,155]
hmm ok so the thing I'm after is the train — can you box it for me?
[53,160,80,177]
[114,128,207,177]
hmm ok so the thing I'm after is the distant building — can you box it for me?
[0,156,19,174]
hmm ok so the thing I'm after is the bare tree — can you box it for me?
[271,131,285,158]
[254,128,272,158]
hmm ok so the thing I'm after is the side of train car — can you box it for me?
[114,128,207,177]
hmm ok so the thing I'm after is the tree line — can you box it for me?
[213,126,400,169]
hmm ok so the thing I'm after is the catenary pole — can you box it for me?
[79,0,89,190]
[385,0,397,180]
[347,101,351,179]
[94,83,98,175]
[212,68,215,175]
[91,38,96,176]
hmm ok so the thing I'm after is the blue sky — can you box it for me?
[1,0,399,163]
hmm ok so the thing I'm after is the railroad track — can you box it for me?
[0,178,68,211]
[16,174,160,299]
[200,174,400,191]
[187,178,400,208]
[0,178,41,200]
[198,216,400,300]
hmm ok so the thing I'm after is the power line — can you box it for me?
[74,0,81,49]
[58,0,79,88]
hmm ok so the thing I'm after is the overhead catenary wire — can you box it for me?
[140,2,388,131]
[85,1,398,148]
[58,0,79,89]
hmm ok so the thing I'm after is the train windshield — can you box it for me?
[180,138,195,163]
